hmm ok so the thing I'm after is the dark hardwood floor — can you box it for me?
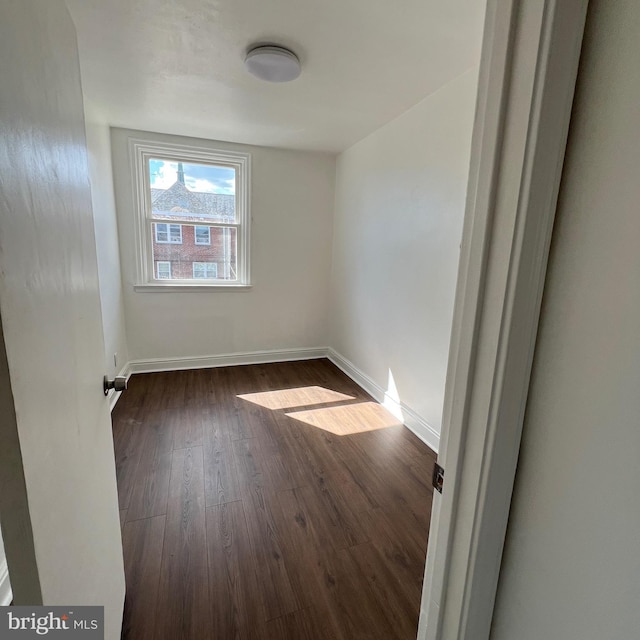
[113,359,436,640]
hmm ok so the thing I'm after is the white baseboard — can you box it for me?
[0,556,12,606]
[112,346,441,453]
[127,347,329,376]
[327,348,440,453]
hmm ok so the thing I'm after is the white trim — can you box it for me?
[418,1,588,639]
[107,362,132,412]
[133,283,252,292]
[127,347,329,375]
[0,555,11,606]
[327,348,440,453]
[128,136,251,288]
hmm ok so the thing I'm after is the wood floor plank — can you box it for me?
[183,368,214,406]
[269,411,318,488]
[242,482,302,620]
[113,406,146,511]
[298,425,378,513]
[141,373,172,411]
[271,421,372,547]
[113,359,434,640]
[156,446,211,639]
[205,501,266,639]
[232,437,266,497]
[126,411,173,522]
[203,408,242,507]
[308,478,370,549]
[313,547,396,640]
[159,370,188,410]
[359,508,427,600]
[121,515,165,640]
[172,406,204,450]
[349,541,421,638]
[273,486,350,620]
[240,394,282,458]
[230,404,256,441]
[265,607,337,640]
[119,509,128,534]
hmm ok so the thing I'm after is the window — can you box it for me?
[156,261,171,279]
[129,137,251,289]
[193,262,218,278]
[194,226,211,245]
[155,223,182,244]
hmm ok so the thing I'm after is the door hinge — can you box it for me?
[432,462,444,494]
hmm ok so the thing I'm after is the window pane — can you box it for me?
[195,226,211,245]
[151,225,237,281]
[156,261,171,279]
[148,158,236,223]
[193,262,218,278]
[155,223,168,243]
[169,224,182,243]
[154,222,182,244]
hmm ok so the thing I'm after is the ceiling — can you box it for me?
[66,0,485,153]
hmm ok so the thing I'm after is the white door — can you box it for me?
[0,3,125,640]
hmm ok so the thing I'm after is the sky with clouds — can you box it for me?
[149,159,235,194]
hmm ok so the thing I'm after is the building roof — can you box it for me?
[150,181,235,221]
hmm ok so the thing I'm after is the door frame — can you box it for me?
[417,1,589,638]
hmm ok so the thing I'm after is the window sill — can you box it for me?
[134,283,253,293]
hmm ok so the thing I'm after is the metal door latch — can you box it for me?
[432,462,445,494]
[103,375,128,396]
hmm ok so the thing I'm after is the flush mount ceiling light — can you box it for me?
[244,45,301,83]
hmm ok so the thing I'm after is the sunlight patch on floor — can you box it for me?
[237,385,354,410]
[286,401,402,436]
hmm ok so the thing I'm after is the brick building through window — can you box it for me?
[150,163,237,281]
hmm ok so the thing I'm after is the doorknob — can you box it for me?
[103,375,128,396]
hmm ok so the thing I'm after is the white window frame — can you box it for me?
[155,223,182,244]
[129,137,251,291]
[194,225,211,246]
[156,261,171,279]
[192,262,218,279]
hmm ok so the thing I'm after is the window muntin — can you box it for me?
[130,138,250,288]
[194,226,211,245]
[156,261,171,279]
[193,262,218,278]
[155,223,182,244]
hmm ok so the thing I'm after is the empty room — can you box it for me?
[0,1,485,636]
[90,1,483,636]
[7,2,638,640]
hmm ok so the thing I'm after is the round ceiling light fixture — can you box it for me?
[244,45,301,83]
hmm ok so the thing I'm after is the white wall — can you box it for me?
[329,69,478,442]
[0,2,125,637]
[491,1,640,638]
[85,118,129,378]
[111,128,335,363]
